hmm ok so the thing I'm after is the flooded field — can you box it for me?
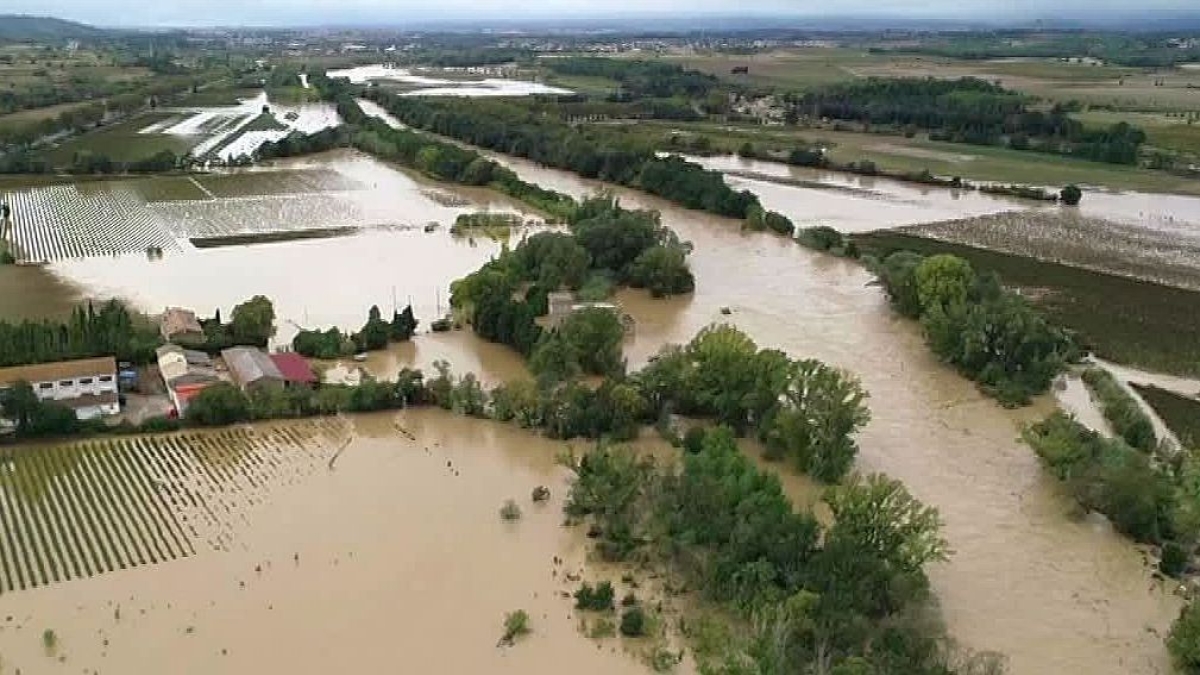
[0,420,348,593]
[690,153,1039,232]
[2,151,539,264]
[327,64,573,97]
[148,91,340,162]
[0,411,684,675]
[2,139,1197,673]
[905,209,1200,291]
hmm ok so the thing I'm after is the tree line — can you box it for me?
[356,88,789,226]
[292,304,417,359]
[0,300,160,367]
[544,57,721,100]
[789,77,1146,165]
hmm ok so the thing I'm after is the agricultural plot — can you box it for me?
[902,210,1200,291]
[3,184,179,264]
[151,193,368,240]
[0,419,347,594]
[194,168,363,198]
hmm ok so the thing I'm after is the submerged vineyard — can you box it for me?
[0,419,348,594]
[1,168,371,263]
[4,185,180,264]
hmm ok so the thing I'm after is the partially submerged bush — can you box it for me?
[574,581,615,611]
[500,499,523,521]
[499,609,531,646]
[620,606,648,637]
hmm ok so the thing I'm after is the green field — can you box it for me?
[595,119,1200,195]
[852,231,1200,377]
[1132,385,1200,449]
[37,113,197,165]
[169,86,262,108]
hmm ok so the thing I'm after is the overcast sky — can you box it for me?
[5,0,1197,28]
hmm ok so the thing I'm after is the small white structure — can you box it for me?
[0,356,120,420]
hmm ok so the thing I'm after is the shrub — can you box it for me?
[42,628,57,652]
[1060,184,1083,206]
[1081,368,1157,452]
[1162,541,1190,578]
[574,581,616,611]
[682,426,707,454]
[620,606,648,637]
[500,609,531,646]
[500,499,522,521]
[1169,600,1200,674]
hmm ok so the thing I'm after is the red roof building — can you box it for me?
[270,352,317,387]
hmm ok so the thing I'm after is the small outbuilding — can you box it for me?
[270,352,317,389]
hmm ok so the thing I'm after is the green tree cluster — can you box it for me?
[292,304,418,359]
[872,252,1077,406]
[567,428,953,673]
[637,325,869,482]
[793,76,1146,165]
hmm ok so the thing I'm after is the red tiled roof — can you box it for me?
[270,352,316,384]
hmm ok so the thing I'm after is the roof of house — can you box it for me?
[270,352,316,384]
[170,372,220,388]
[222,347,284,386]
[160,307,203,337]
[0,357,117,387]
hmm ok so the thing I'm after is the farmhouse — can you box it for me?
[0,357,120,420]
[160,307,205,345]
[223,347,285,392]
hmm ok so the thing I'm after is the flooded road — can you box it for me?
[0,138,1187,672]
[0,411,686,675]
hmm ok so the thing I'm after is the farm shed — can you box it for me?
[222,347,285,392]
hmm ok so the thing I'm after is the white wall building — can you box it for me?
[0,356,120,420]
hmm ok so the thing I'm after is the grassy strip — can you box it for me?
[853,231,1200,378]
[1081,368,1158,451]
[189,227,359,248]
[1131,385,1200,450]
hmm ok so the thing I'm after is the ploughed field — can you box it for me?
[0,419,347,593]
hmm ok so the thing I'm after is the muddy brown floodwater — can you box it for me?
[0,411,690,675]
[0,137,1188,673]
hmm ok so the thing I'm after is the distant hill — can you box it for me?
[0,15,107,41]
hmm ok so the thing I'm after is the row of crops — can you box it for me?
[1,168,373,262]
[4,186,180,264]
[151,193,368,240]
[0,419,346,594]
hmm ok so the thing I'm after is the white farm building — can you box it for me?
[0,356,120,420]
